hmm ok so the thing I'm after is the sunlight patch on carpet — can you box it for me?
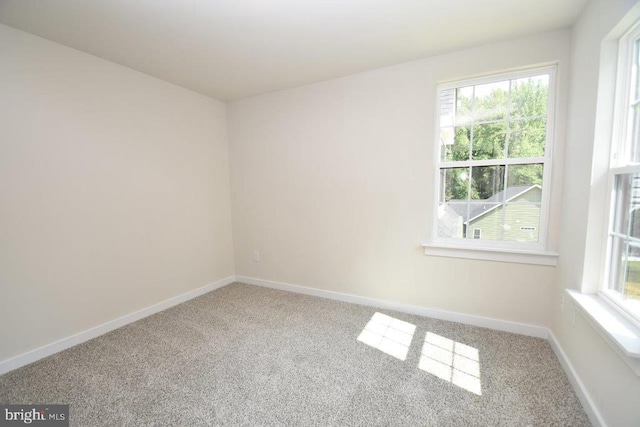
[357,312,416,361]
[419,332,482,395]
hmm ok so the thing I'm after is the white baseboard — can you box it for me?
[235,275,549,339]
[548,330,606,427]
[0,276,235,375]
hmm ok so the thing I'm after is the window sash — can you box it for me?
[433,65,556,250]
[612,25,640,167]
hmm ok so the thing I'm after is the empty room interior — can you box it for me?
[1,0,640,425]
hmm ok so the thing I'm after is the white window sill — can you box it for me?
[421,243,558,266]
[566,289,640,376]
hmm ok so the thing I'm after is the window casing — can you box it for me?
[602,22,640,323]
[431,66,556,254]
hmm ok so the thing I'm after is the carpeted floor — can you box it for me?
[0,282,590,426]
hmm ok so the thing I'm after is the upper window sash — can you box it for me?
[612,23,640,167]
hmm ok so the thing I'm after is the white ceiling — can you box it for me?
[0,0,588,101]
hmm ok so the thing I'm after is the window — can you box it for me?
[603,21,640,321]
[433,66,555,254]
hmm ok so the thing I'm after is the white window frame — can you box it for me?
[424,66,558,265]
[600,20,640,325]
[565,8,640,376]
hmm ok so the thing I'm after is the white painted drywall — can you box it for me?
[553,0,640,425]
[228,30,571,327]
[0,24,234,363]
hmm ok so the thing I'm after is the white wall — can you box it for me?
[0,24,234,363]
[553,1,640,425]
[228,30,571,327]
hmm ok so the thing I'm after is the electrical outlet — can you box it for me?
[252,251,260,262]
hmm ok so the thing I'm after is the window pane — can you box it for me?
[441,126,470,162]
[607,239,640,302]
[471,122,506,160]
[634,39,640,102]
[507,164,543,192]
[465,202,501,240]
[609,235,627,295]
[440,127,453,161]
[440,89,455,128]
[510,75,549,118]
[438,167,469,238]
[631,199,640,241]
[455,87,473,126]
[629,105,640,163]
[463,166,505,240]
[474,81,509,122]
[502,203,541,243]
[611,174,633,235]
[439,168,469,202]
[503,165,543,243]
[624,247,640,300]
[438,202,466,238]
[508,118,546,158]
[471,165,505,200]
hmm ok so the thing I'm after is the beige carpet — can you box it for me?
[0,282,590,426]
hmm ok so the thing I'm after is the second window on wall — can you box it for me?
[434,66,556,251]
